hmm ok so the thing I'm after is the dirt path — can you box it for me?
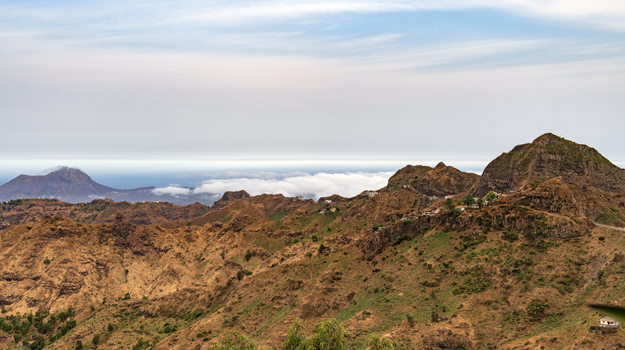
[594,223,625,232]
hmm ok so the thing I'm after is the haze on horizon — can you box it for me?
[1,0,624,197]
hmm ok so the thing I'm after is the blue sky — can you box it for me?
[1,0,624,191]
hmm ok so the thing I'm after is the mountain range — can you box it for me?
[0,167,217,206]
[1,133,625,350]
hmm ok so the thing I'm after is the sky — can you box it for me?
[1,0,624,198]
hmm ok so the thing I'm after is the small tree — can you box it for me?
[462,194,474,207]
[306,319,347,350]
[367,333,395,350]
[444,198,454,210]
[208,331,257,350]
[283,318,306,350]
[92,333,101,346]
[30,335,46,350]
[283,318,347,350]
[245,250,252,261]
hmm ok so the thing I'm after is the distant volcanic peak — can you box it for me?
[47,166,93,181]
[434,162,447,169]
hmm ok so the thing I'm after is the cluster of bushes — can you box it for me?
[207,318,394,350]
[452,265,491,295]
[0,307,77,349]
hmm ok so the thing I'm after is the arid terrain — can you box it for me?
[1,133,625,350]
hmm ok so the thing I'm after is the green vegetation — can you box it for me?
[0,307,77,349]
[282,318,346,350]
[527,299,547,321]
[596,212,625,227]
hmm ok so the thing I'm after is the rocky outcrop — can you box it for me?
[498,178,581,216]
[363,203,593,255]
[211,190,251,209]
[388,162,480,196]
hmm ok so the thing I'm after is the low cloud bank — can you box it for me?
[152,186,192,196]
[152,172,393,200]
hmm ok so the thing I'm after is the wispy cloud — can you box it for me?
[177,1,415,24]
[172,0,625,30]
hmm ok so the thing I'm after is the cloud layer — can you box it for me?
[152,172,393,200]
[1,0,624,166]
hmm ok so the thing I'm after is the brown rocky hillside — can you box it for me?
[1,134,625,350]
[0,198,209,229]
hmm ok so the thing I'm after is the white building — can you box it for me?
[600,316,621,327]
[365,191,379,198]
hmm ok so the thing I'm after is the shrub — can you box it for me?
[133,337,150,350]
[394,234,408,245]
[527,299,547,321]
[283,318,347,350]
[502,230,518,242]
[406,315,415,327]
[368,333,395,350]
[208,330,257,350]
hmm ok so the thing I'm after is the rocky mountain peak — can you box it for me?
[472,133,625,223]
